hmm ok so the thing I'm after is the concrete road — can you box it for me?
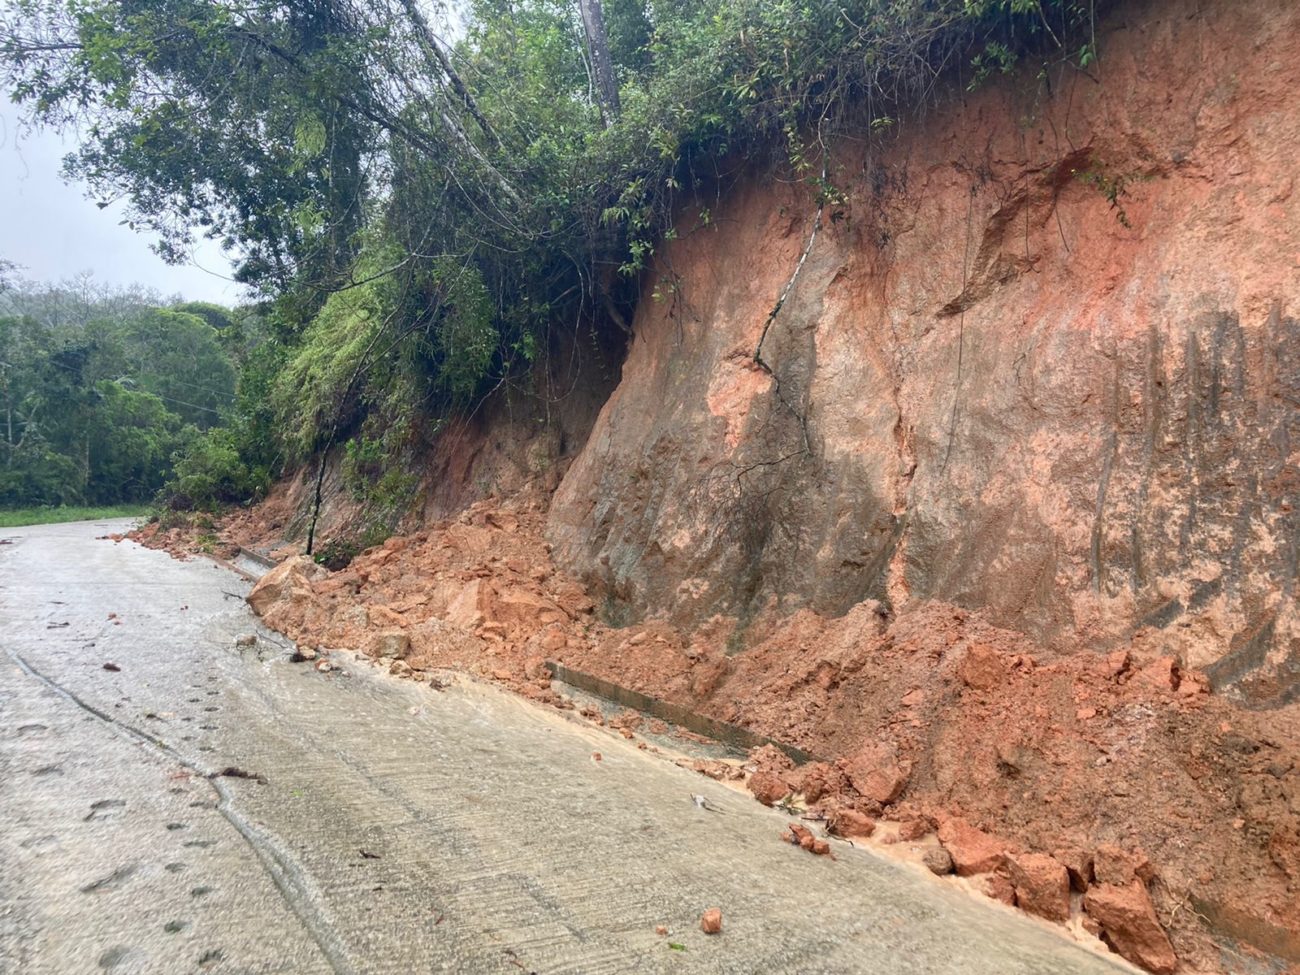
[0,520,1131,975]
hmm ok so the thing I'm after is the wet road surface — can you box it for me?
[0,520,1132,974]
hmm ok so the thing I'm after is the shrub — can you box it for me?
[162,428,263,511]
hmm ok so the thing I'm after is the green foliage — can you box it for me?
[3,0,371,295]
[3,0,1098,504]
[272,278,388,461]
[86,381,183,503]
[1074,160,1144,230]
[343,434,418,512]
[114,308,237,427]
[172,301,236,332]
[163,426,261,511]
[0,444,83,507]
[311,523,391,571]
[0,279,240,509]
[430,257,497,401]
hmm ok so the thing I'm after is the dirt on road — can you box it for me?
[6,518,1131,975]
[132,495,1300,975]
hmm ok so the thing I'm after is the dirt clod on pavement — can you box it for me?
[700,908,722,935]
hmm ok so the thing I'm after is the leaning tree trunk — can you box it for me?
[578,0,620,126]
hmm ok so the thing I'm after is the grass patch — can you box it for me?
[0,505,149,528]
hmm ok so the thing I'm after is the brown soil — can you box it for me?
[132,493,1300,975]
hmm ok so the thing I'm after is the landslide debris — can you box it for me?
[135,496,1300,974]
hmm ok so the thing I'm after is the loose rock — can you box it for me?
[790,761,845,803]
[1005,852,1070,922]
[700,908,722,935]
[958,644,1009,691]
[844,741,910,805]
[1053,847,1094,892]
[827,807,876,839]
[897,818,932,842]
[1093,844,1154,886]
[1083,881,1177,974]
[246,556,325,617]
[982,871,1017,906]
[1134,656,1180,693]
[369,630,411,660]
[937,818,1008,876]
[747,769,791,806]
[923,848,954,875]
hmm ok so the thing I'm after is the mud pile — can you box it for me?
[141,493,1300,974]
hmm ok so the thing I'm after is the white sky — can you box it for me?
[0,109,242,305]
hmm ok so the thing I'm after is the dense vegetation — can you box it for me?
[1,0,1095,526]
[0,277,255,509]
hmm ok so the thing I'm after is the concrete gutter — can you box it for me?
[545,660,819,764]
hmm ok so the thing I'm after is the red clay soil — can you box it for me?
[133,496,1300,975]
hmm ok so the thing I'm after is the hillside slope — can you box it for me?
[146,1,1300,970]
[548,0,1300,703]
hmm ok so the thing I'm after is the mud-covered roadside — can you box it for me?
[132,498,1300,975]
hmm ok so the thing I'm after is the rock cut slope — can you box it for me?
[547,0,1300,701]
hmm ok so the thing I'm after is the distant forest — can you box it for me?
[0,273,264,509]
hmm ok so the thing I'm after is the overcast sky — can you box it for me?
[0,109,242,305]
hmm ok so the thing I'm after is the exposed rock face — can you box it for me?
[203,2,1300,967]
[547,0,1300,701]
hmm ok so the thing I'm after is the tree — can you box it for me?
[578,0,620,125]
[3,0,374,300]
[86,382,182,503]
[114,309,237,428]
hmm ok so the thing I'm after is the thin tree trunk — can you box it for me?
[577,0,620,126]
[3,365,11,467]
[394,0,501,148]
